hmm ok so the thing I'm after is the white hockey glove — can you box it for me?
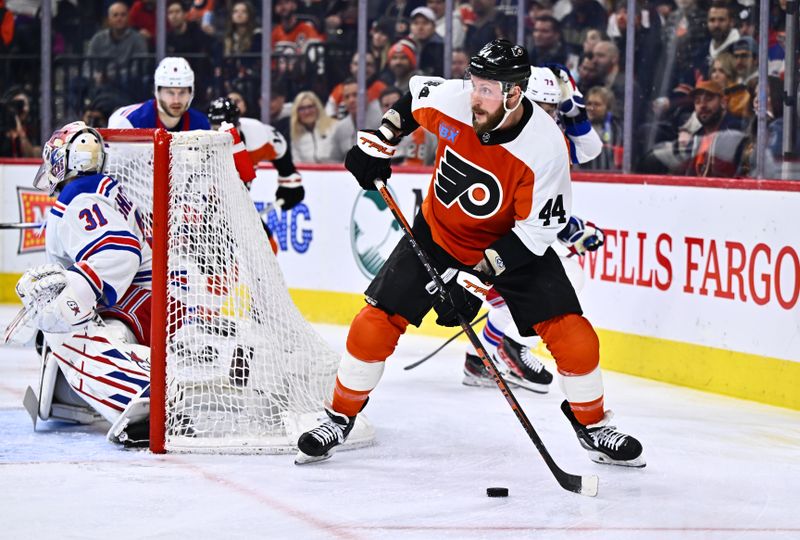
[557,216,605,256]
[548,64,585,119]
[17,265,98,333]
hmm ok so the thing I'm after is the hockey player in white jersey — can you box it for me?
[13,121,156,446]
[462,64,606,394]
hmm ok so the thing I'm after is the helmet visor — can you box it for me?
[465,72,505,104]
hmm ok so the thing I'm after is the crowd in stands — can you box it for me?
[0,0,798,178]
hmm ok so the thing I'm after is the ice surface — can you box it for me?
[1,306,798,539]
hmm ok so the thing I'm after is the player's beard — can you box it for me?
[159,99,188,119]
[472,105,505,136]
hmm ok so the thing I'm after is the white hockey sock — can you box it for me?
[336,351,385,393]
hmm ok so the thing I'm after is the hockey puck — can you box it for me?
[486,487,509,498]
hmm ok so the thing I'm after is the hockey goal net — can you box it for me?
[98,128,373,453]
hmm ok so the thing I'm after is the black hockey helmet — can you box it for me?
[468,39,530,91]
[207,97,240,127]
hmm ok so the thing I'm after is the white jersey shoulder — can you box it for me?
[107,103,143,129]
[46,175,152,307]
[238,117,287,161]
[409,77,473,124]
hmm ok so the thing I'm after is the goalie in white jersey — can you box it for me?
[12,121,156,446]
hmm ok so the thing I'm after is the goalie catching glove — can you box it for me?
[557,216,605,255]
[16,264,96,333]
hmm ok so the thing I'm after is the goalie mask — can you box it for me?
[34,121,106,194]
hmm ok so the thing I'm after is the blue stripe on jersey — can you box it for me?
[57,173,109,206]
[102,282,119,307]
[564,118,592,137]
[76,229,140,262]
[99,177,118,197]
[51,209,64,218]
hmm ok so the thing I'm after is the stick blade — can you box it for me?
[557,472,599,497]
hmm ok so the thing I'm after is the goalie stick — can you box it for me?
[374,179,598,497]
[403,312,488,371]
[0,222,43,230]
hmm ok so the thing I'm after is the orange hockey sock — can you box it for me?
[533,314,604,425]
[331,305,409,417]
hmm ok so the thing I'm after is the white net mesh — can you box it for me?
[102,130,373,453]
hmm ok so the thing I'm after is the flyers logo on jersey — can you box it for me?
[434,147,502,219]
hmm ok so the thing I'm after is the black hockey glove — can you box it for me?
[275,173,304,210]
[344,129,399,191]
[433,280,483,327]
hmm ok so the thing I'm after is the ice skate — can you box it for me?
[462,352,497,387]
[496,336,553,394]
[295,407,357,465]
[561,400,646,467]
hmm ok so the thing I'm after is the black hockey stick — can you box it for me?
[404,312,488,371]
[374,180,598,497]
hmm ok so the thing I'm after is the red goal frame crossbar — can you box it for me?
[99,128,170,453]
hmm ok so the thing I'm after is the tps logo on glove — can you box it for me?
[358,136,396,158]
[434,147,502,219]
[66,300,81,316]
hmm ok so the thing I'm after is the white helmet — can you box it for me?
[154,57,194,97]
[525,66,561,105]
[34,121,106,194]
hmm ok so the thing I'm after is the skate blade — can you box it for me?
[588,450,647,468]
[461,374,496,388]
[506,374,550,394]
[294,450,333,465]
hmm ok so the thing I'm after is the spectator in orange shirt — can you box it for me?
[272,0,324,55]
[325,51,385,126]
[187,0,216,36]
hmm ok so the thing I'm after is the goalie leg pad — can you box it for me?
[49,328,151,424]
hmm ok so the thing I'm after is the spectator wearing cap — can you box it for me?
[426,0,465,48]
[387,38,419,94]
[371,17,395,78]
[409,6,444,76]
[684,79,746,177]
[730,36,757,85]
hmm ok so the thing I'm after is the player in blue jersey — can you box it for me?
[108,57,210,131]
